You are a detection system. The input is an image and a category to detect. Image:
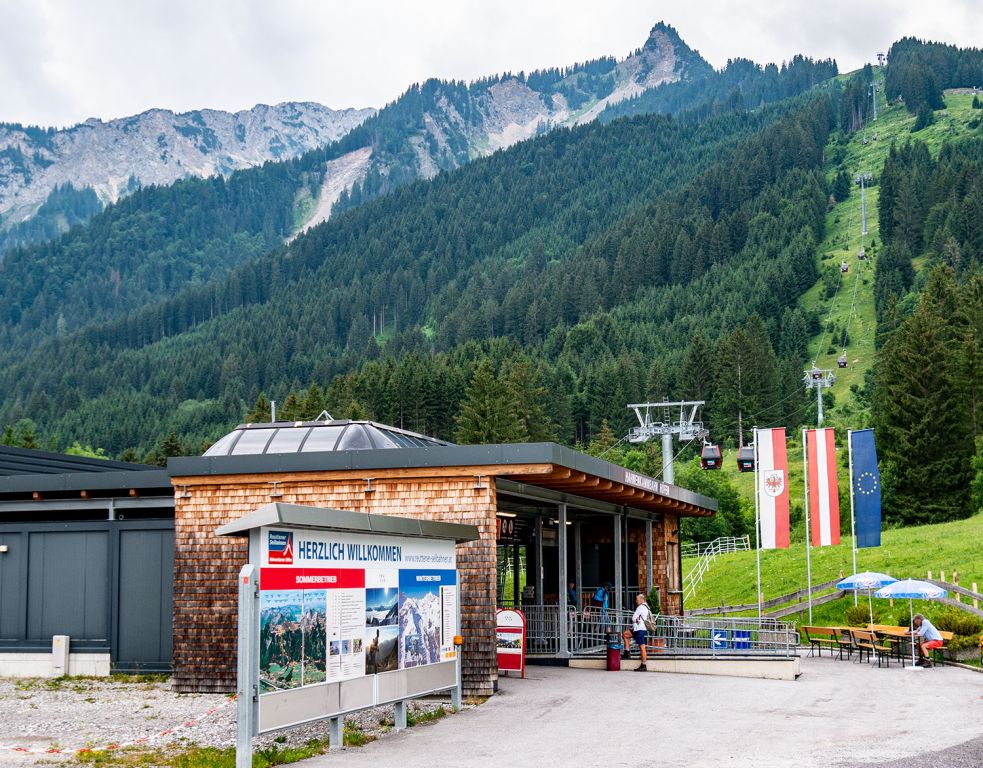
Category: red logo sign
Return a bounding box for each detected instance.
[268,530,293,564]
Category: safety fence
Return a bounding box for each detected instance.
[648,615,799,658]
[521,606,798,659]
[681,535,751,559]
[683,536,752,601]
[524,605,634,656]
[686,579,841,617]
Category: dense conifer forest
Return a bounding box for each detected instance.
[2,37,981,530]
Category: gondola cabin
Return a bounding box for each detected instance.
[736,446,755,473]
[809,367,824,381]
[837,353,848,369]
[700,444,723,470]
[840,260,849,273]
[858,246,867,260]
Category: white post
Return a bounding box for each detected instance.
[848,430,858,605]
[753,428,762,620]
[557,503,569,659]
[909,597,917,669]
[236,564,259,768]
[802,429,813,624]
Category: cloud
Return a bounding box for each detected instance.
[2,0,983,127]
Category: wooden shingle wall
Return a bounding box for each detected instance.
[171,473,498,696]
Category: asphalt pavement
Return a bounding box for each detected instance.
[303,657,983,768]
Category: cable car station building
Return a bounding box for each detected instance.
[1,420,717,696]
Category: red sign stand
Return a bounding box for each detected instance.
[496,608,526,678]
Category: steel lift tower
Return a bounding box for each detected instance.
[627,401,708,484]
[803,368,836,426]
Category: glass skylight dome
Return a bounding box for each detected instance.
[203,419,451,457]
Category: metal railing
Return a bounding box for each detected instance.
[523,605,634,656]
[520,606,798,659]
[683,535,752,601]
[681,535,751,559]
[648,615,799,658]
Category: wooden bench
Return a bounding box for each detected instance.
[803,626,845,659]
[928,630,955,667]
[849,629,896,667]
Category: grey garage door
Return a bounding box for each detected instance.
[0,519,174,671]
[115,528,174,669]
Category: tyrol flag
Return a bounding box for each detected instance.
[850,429,882,548]
[806,428,840,547]
[756,427,790,549]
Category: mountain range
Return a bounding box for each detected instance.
[0,24,703,255]
[1,26,979,527]
[0,103,373,252]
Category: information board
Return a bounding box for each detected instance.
[496,608,525,678]
[258,526,458,695]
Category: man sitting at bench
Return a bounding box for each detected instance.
[909,614,943,667]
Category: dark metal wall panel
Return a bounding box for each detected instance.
[115,529,174,665]
[0,532,24,640]
[27,531,110,641]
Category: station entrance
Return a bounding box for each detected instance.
[493,481,676,658]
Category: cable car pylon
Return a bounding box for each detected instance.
[803,366,835,426]
[627,400,709,483]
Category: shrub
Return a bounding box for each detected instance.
[895,606,914,628]
[933,607,983,637]
[947,634,981,652]
[647,586,662,615]
[845,604,879,627]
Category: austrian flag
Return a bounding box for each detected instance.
[756,427,790,549]
[806,428,841,547]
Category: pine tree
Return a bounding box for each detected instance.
[913,103,935,131]
[506,358,555,442]
[680,335,714,402]
[875,267,975,524]
[245,393,270,422]
[454,360,526,444]
[832,168,852,202]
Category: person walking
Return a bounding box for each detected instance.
[631,593,652,672]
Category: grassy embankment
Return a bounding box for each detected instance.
[685,80,983,630]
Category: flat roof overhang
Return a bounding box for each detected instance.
[169,443,716,518]
[215,501,479,543]
[0,469,175,518]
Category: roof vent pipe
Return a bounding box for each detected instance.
[271,400,276,423]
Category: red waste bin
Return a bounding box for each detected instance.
[606,631,622,671]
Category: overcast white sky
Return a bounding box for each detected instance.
[3,0,982,128]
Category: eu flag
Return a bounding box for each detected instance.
[850,429,881,548]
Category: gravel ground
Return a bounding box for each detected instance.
[0,677,456,766]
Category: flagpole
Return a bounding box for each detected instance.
[753,427,762,620]
[803,429,813,624]
[848,429,858,605]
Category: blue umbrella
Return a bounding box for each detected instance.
[837,572,897,626]
[874,579,948,669]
